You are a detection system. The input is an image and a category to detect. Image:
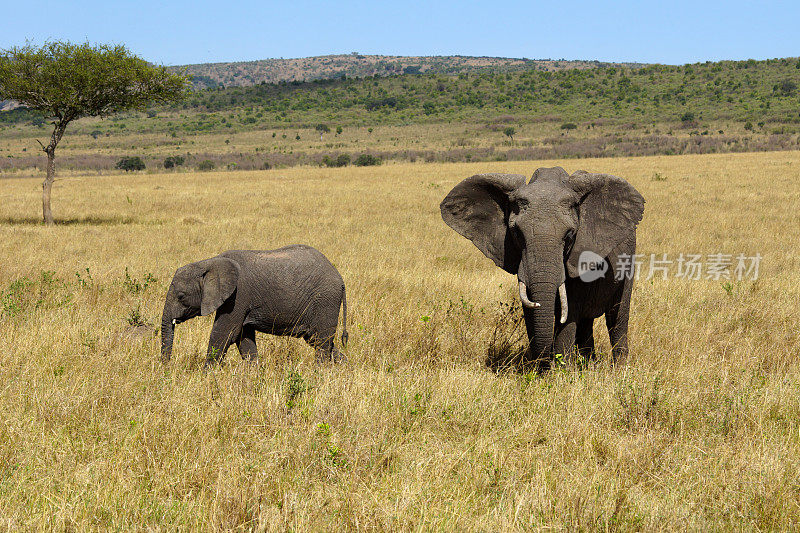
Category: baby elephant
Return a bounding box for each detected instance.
[160,245,348,366]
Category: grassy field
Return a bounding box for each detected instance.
[3,115,798,179]
[1,151,799,529]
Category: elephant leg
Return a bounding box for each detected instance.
[576,319,596,362]
[311,325,345,364]
[605,281,633,365]
[554,321,577,364]
[206,311,241,367]
[313,335,334,364]
[308,305,346,364]
[237,325,258,361]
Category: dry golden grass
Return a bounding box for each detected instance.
[1,151,799,530]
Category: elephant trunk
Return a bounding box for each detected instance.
[160,295,177,364]
[518,244,564,361]
[527,281,558,359]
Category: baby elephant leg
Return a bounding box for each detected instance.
[237,325,258,362]
[312,328,346,364]
[205,311,240,368]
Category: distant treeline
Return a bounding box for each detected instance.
[172,58,800,127]
[2,57,799,132]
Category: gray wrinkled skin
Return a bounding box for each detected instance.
[441,167,644,370]
[161,245,348,367]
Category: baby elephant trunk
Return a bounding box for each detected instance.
[160,299,176,364]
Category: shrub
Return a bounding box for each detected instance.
[115,156,145,172]
[680,111,695,122]
[353,154,381,166]
[744,121,753,131]
[197,160,216,171]
[773,80,797,96]
[503,126,515,140]
[323,154,351,167]
[163,155,185,169]
[560,122,577,130]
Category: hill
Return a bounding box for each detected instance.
[175,57,800,128]
[176,54,643,88]
[2,56,799,175]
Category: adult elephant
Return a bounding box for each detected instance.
[440,167,644,369]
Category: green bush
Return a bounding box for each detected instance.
[353,154,381,167]
[197,160,216,171]
[163,155,185,169]
[322,153,351,167]
[560,122,577,130]
[115,156,145,172]
[773,79,797,96]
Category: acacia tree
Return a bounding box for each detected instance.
[0,41,189,224]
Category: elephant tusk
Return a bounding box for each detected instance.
[558,283,568,324]
[172,319,177,325]
[518,281,541,308]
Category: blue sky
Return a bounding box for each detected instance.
[2,1,798,66]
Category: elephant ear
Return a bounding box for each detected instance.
[440,173,526,273]
[566,171,645,278]
[200,257,241,316]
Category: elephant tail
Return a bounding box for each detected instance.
[340,283,348,348]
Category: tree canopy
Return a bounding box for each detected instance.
[0,41,189,224]
[0,41,189,122]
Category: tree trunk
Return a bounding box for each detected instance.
[42,148,55,225]
[40,117,70,225]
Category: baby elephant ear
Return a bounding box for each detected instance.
[566,171,645,279]
[440,173,527,274]
[200,257,241,316]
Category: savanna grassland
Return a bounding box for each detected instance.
[1,151,799,530]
